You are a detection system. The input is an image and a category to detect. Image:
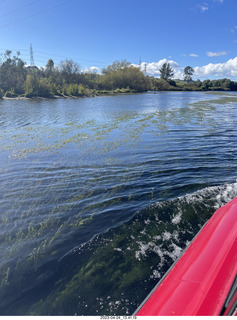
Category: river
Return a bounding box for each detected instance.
[0,91,237,315]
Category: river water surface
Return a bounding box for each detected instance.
[0,91,237,315]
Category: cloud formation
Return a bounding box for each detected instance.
[207,51,228,57]
[134,59,183,79]
[86,55,237,80]
[82,66,99,73]
[133,56,237,80]
[200,4,209,12]
[195,0,223,13]
[194,57,237,78]
[230,26,237,33]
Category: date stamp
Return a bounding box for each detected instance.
[100,316,137,320]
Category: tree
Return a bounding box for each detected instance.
[102,59,130,74]
[159,63,174,80]
[45,59,55,77]
[100,60,148,92]
[25,74,39,97]
[59,59,80,84]
[202,79,211,90]
[196,79,202,87]
[0,50,26,94]
[184,66,194,82]
[4,50,12,59]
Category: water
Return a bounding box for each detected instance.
[0,91,237,315]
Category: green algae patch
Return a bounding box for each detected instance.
[205,91,237,96]
[205,96,237,104]
[191,92,237,106]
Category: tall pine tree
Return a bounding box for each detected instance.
[159,63,174,80]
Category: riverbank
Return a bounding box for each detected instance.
[1,88,237,101]
[1,53,237,101]
[0,88,141,100]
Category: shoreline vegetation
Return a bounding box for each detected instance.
[1,50,237,100]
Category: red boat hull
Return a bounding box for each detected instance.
[136,197,237,316]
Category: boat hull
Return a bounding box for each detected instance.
[135,197,237,316]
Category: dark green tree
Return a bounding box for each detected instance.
[184,66,194,82]
[0,50,27,94]
[45,59,55,76]
[196,79,202,87]
[201,79,211,90]
[159,63,174,80]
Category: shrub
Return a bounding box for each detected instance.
[4,89,18,98]
[67,84,79,96]
[78,84,85,96]
[38,79,52,97]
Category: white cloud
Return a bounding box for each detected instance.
[132,56,237,80]
[194,57,237,78]
[86,55,237,81]
[230,26,237,33]
[207,51,228,57]
[200,4,209,12]
[82,66,99,73]
[190,53,199,57]
[134,59,183,79]
[195,0,223,13]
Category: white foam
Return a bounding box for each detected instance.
[168,242,183,260]
[144,218,151,225]
[175,180,237,210]
[163,231,171,241]
[171,210,182,224]
[135,229,181,263]
[214,179,237,209]
[150,269,161,279]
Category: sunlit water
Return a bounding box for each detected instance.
[0,92,237,315]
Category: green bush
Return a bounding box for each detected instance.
[78,84,85,96]
[4,89,18,98]
[38,79,53,98]
[67,83,79,96]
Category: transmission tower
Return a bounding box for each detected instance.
[144,63,147,75]
[30,44,34,66]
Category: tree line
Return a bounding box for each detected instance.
[0,50,237,99]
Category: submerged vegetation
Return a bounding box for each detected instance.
[1,50,237,99]
[1,86,237,314]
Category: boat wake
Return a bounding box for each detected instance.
[1,180,237,315]
[40,180,237,315]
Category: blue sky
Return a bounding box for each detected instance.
[1,0,237,79]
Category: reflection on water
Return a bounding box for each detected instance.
[0,92,237,315]
[1,92,234,161]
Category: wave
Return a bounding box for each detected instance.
[40,180,237,315]
[1,180,237,315]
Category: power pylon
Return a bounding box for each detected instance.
[30,44,34,66]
